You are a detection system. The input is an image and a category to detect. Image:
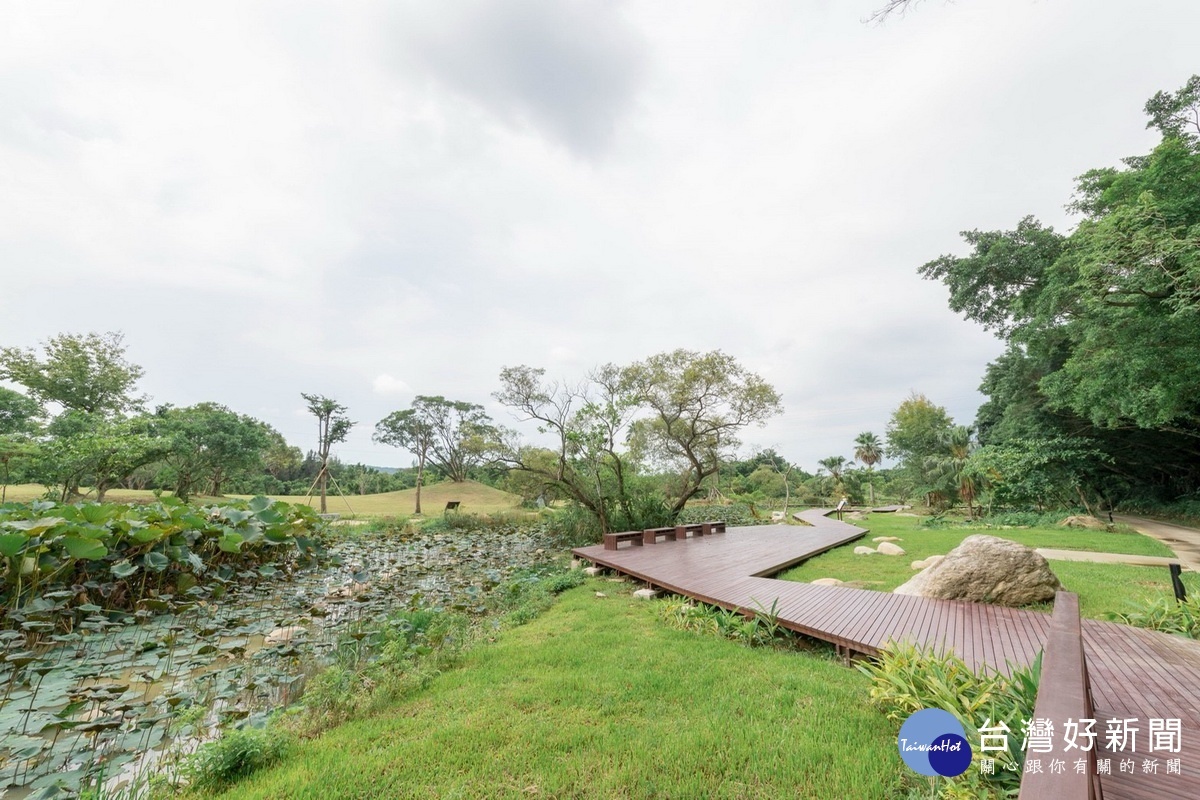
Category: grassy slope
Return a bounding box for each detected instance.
[2,480,524,517]
[219,584,904,800]
[779,513,1199,619]
[234,480,524,517]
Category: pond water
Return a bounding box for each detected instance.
[0,524,562,798]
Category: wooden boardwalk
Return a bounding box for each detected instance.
[573,509,1200,799]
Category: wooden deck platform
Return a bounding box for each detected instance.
[572,509,1200,799]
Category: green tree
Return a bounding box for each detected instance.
[0,331,145,416]
[966,437,1106,513]
[854,431,883,505]
[495,363,646,534]
[924,425,979,516]
[373,406,436,515]
[886,393,953,464]
[816,455,848,498]
[153,403,273,501]
[623,349,783,516]
[301,394,355,514]
[921,76,1200,504]
[37,413,164,502]
[0,387,43,435]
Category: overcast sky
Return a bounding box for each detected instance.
[1,0,1195,473]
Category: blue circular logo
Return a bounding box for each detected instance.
[898,709,973,777]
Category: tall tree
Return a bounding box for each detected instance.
[817,455,848,498]
[301,393,355,513]
[373,407,436,515]
[153,403,272,501]
[886,392,954,503]
[0,331,145,416]
[37,413,164,502]
[494,363,642,534]
[623,349,783,516]
[921,76,1200,504]
[854,431,884,505]
[925,425,979,517]
[0,387,43,436]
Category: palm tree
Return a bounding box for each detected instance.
[925,425,978,518]
[817,455,847,501]
[854,432,883,506]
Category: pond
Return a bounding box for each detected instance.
[0,522,564,798]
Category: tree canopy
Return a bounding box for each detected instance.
[495,350,782,532]
[921,76,1200,504]
[0,331,145,416]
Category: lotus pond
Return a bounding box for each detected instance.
[0,499,564,799]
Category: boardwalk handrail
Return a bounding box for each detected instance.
[1017,591,1101,800]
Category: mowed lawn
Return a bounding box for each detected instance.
[232,480,525,518]
[3,480,525,518]
[216,584,905,800]
[779,513,1199,619]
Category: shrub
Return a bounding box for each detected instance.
[184,727,291,792]
[656,597,789,647]
[857,642,1041,799]
[1105,596,1200,639]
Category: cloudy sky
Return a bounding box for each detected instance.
[1,0,1196,473]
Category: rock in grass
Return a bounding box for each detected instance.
[853,546,876,555]
[894,535,1062,606]
[583,566,604,576]
[1060,515,1109,530]
[811,578,844,586]
[911,555,945,571]
[876,542,906,556]
[633,588,660,599]
[594,592,608,598]
[873,536,902,543]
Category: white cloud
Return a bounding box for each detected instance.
[372,374,413,396]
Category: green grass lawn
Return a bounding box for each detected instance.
[779,513,1199,619]
[2,480,525,518]
[214,583,905,800]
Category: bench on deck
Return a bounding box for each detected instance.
[640,521,727,544]
[602,530,644,550]
[643,527,678,544]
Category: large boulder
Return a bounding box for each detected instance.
[894,535,1062,606]
[877,542,906,556]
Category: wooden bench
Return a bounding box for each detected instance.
[642,527,677,545]
[1017,592,1100,800]
[673,523,705,540]
[701,521,726,534]
[603,530,644,551]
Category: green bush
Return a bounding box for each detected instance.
[184,727,291,792]
[1105,596,1200,639]
[857,642,1041,799]
[656,597,789,647]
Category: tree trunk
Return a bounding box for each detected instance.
[210,468,224,497]
[319,465,328,513]
[414,456,424,515]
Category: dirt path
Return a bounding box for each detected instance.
[1114,514,1200,572]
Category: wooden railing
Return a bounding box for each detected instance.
[1017,591,1101,800]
